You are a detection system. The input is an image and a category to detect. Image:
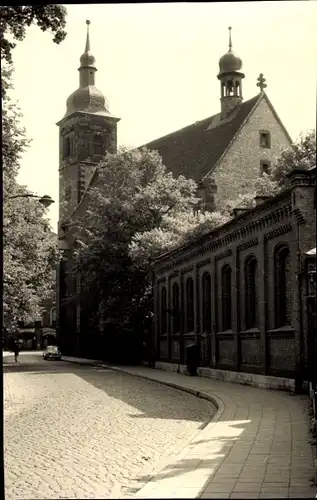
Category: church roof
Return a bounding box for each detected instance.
[69,91,292,223]
[144,93,261,183]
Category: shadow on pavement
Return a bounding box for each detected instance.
[123,430,248,496]
[76,367,216,423]
[3,354,215,423]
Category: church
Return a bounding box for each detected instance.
[57,22,292,225]
[56,23,315,386]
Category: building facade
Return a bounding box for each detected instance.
[152,168,316,381]
[57,23,298,359]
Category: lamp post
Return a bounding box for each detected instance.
[7,194,54,207]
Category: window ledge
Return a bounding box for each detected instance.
[267,326,295,337]
[241,327,260,334]
[240,328,260,339]
[216,329,233,336]
[267,325,294,334]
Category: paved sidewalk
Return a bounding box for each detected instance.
[65,357,317,498]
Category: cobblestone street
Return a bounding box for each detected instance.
[3,352,215,499]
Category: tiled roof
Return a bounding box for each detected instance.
[144,94,262,182]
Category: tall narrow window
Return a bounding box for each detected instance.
[160,287,167,335]
[64,185,72,202]
[64,137,71,158]
[186,278,194,332]
[172,283,180,334]
[202,272,211,333]
[51,308,57,325]
[245,257,258,329]
[274,245,292,327]
[94,134,104,156]
[222,265,232,331]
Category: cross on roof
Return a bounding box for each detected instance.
[257,73,267,92]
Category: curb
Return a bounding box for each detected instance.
[63,358,225,423]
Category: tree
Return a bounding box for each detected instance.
[4,193,58,329]
[3,65,58,331]
[68,147,228,333]
[0,5,67,66]
[2,63,29,177]
[271,130,316,186]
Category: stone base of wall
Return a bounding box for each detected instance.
[155,361,295,392]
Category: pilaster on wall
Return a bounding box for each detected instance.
[232,247,241,371]
[211,256,217,367]
[179,270,185,364]
[195,264,200,345]
[153,275,159,359]
[259,233,268,374]
[167,275,172,360]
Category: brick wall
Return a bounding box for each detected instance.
[153,168,316,379]
[213,96,292,210]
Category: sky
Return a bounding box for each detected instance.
[9,1,317,231]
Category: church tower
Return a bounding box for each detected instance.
[57,20,120,221]
[217,27,245,119]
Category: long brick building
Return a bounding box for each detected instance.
[152,167,316,387]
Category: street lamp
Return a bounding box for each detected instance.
[6,194,55,208]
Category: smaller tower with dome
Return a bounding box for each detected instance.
[217,27,245,119]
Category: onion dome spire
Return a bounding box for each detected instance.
[62,20,110,118]
[229,26,232,51]
[80,20,96,69]
[218,27,243,75]
[217,28,245,119]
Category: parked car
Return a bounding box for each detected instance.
[43,345,62,361]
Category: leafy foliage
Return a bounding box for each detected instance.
[68,147,228,331]
[271,130,316,186]
[3,65,58,331]
[221,173,282,215]
[0,5,67,67]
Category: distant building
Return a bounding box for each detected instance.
[10,233,58,350]
[57,23,295,358]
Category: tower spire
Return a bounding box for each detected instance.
[78,20,97,88]
[85,19,91,52]
[218,28,244,119]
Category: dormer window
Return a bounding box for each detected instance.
[260,131,271,148]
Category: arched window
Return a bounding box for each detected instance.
[222,265,232,331]
[186,278,194,332]
[274,245,292,327]
[50,308,56,326]
[202,272,211,333]
[172,283,180,334]
[64,137,71,158]
[160,287,167,335]
[245,256,258,329]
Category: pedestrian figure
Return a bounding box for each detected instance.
[13,340,19,362]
